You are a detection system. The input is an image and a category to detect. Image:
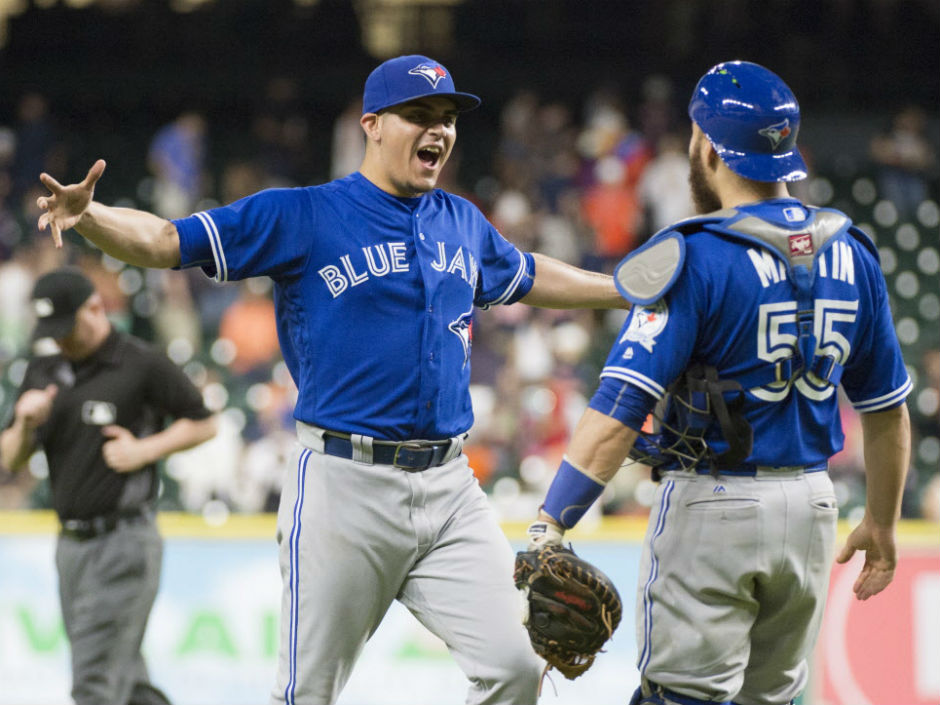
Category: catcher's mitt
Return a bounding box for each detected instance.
[513,544,622,680]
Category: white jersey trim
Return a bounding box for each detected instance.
[480,250,527,309]
[601,366,666,400]
[195,211,228,282]
[851,377,913,413]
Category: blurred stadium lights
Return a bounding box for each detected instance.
[0,0,460,56]
[353,0,463,58]
[0,0,25,47]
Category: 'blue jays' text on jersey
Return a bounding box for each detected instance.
[173,172,534,440]
[590,199,911,467]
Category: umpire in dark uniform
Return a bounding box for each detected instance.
[0,267,217,705]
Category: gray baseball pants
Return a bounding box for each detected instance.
[55,512,171,705]
[636,469,839,705]
[269,436,542,705]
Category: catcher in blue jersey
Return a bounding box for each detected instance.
[36,56,626,705]
[524,62,912,705]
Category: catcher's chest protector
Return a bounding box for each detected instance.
[614,206,877,393]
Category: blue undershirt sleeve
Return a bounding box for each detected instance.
[588,376,657,433]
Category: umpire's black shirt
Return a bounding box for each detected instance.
[13,329,210,521]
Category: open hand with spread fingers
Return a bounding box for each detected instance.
[37,159,107,248]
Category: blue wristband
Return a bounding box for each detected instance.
[541,459,606,529]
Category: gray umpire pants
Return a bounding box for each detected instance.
[269,437,542,705]
[55,511,171,705]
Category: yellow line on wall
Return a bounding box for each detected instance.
[0,510,937,546]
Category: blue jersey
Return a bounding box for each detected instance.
[174,172,534,440]
[591,198,911,467]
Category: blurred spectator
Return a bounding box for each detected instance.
[581,155,642,270]
[0,171,25,259]
[490,188,537,251]
[220,159,268,204]
[10,93,66,204]
[576,91,652,269]
[216,279,280,379]
[0,62,937,526]
[637,132,693,237]
[0,245,40,358]
[637,74,678,151]
[921,472,940,522]
[150,270,203,356]
[234,376,296,512]
[165,406,245,513]
[330,97,366,180]
[869,105,936,220]
[534,204,583,265]
[184,268,240,342]
[495,91,540,193]
[251,76,312,185]
[531,102,579,211]
[147,111,207,219]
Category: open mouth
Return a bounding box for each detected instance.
[417,145,443,169]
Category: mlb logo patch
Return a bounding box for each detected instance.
[82,401,117,426]
[789,233,813,256]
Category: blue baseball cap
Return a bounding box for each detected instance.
[689,61,807,182]
[362,55,481,115]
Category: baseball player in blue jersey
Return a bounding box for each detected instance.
[36,56,626,704]
[524,61,912,705]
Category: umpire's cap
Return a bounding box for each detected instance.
[689,61,807,182]
[30,268,95,339]
[362,55,480,115]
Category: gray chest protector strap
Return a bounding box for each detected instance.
[615,207,873,473]
[615,206,871,390]
[703,208,873,389]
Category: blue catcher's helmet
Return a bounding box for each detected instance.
[689,61,808,182]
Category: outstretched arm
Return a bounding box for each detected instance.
[520,253,627,309]
[37,160,182,268]
[836,403,911,600]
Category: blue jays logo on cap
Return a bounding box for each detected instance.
[409,62,447,88]
[758,119,792,150]
[362,54,481,115]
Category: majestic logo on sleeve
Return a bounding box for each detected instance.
[620,301,668,353]
[448,308,474,368]
[758,119,792,149]
[409,63,447,88]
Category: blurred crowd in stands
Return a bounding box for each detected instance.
[0,77,937,525]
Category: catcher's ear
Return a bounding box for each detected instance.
[706,144,721,171]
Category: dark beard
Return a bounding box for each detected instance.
[688,151,722,214]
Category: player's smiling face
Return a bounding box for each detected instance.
[360,96,458,197]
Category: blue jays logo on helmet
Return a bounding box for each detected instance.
[409,62,448,89]
[758,119,792,150]
[688,61,808,182]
